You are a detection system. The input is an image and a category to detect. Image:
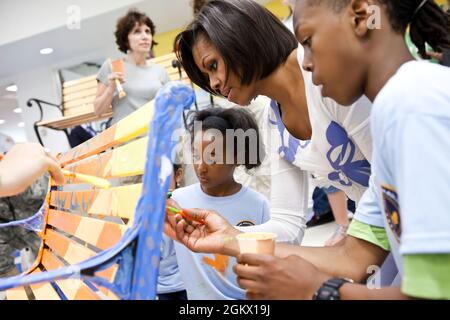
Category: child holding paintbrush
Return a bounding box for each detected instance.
[94,9,170,126]
[162,107,270,300]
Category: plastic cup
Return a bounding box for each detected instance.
[236,232,277,255]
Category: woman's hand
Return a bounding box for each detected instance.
[107,72,125,89]
[165,207,242,256]
[0,143,64,197]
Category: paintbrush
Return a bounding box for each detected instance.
[166,206,205,225]
[61,169,111,189]
[109,59,127,99]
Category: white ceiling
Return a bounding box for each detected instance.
[0,0,198,80]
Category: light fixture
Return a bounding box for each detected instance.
[40,48,54,55]
[6,85,18,92]
[18,122,25,127]
[13,108,22,113]
[0,120,5,125]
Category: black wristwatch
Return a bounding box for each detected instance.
[312,278,353,300]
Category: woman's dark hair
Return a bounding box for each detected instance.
[174,0,298,96]
[115,9,158,54]
[188,107,265,170]
[192,0,210,15]
[315,0,450,58]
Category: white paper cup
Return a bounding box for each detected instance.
[236,232,277,255]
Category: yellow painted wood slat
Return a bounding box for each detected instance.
[64,87,97,103]
[49,184,142,220]
[63,136,147,180]
[63,75,97,88]
[47,210,128,250]
[63,80,97,96]
[58,100,154,165]
[44,229,96,265]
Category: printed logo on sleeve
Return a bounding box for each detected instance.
[381,184,401,242]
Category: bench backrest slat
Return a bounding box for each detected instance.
[29,269,61,300]
[41,250,101,300]
[63,87,98,105]
[59,101,154,166]
[63,80,97,96]
[63,137,147,180]
[63,75,97,88]
[47,210,127,251]
[44,229,97,265]
[49,184,142,220]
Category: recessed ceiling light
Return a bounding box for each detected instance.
[0,120,5,125]
[18,122,25,127]
[13,108,22,113]
[6,85,18,92]
[40,48,54,55]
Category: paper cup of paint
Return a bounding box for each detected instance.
[236,232,277,255]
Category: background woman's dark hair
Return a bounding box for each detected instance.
[315,0,450,58]
[188,107,265,170]
[115,9,158,54]
[192,0,210,15]
[174,0,298,97]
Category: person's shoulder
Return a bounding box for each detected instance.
[171,183,200,199]
[97,59,112,81]
[99,59,112,71]
[377,61,450,115]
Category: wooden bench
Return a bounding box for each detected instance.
[0,82,195,300]
[29,52,192,146]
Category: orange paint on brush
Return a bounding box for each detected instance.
[166,206,205,225]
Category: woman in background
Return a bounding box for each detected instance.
[94,9,170,125]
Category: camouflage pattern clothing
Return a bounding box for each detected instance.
[0,175,48,277]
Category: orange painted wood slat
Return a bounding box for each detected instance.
[41,250,100,300]
[49,184,142,220]
[47,210,127,250]
[44,229,96,265]
[58,125,117,165]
